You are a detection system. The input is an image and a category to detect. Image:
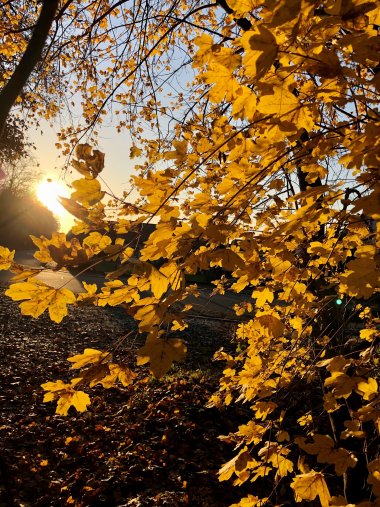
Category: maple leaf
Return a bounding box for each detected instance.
[339,246,379,299]
[252,287,274,307]
[218,446,251,482]
[5,279,76,323]
[83,232,112,255]
[355,377,378,401]
[75,143,104,177]
[56,390,91,416]
[291,471,331,507]
[257,83,315,131]
[296,434,357,476]
[237,421,267,445]
[77,282,98,304]
[0,246,15,270]
[340,420,366,440]
[204,63,240,103]
[130,145,142,159]
[227,0,260,16]
[230,495,265,507]
[241,26,279,79]
[41,379,91,416]
[98,280,138,307]
[70,178,105,207]
[137,336,187,378]
[67,348,110,369]
[99,363,137,388]
[59,196,89,221]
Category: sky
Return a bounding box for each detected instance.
[30,121,139,231]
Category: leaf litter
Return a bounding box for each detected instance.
[0,287,251,506]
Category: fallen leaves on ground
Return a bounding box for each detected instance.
[0,288,249,506]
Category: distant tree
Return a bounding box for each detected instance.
[0,116,33,165]
[1,156,41,196]
[0,187,58,249]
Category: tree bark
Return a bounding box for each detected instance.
[0,0,59,138]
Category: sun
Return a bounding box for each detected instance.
[36,179,74,231]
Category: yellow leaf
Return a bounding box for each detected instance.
[83,232,112,255]
[253,401,277,420]
[70,178,104,207]
[150,266,170,298]
[59,196,89,220]
[340,420,366,440]
[98,280,138,307]
[218,446,251,482]
[0,245,15,270]
[41,379,91,415]
[130,145,142,158]
[5,279,76,323]
[241,26,278,78]
[226,0,261,16]
[356,377,378,401]
[296,434,358,475]
[67,348,109,369]
[339,247,379,299]
[77,282,98,303]
[252,287,274,307]
[324,372,357,398]
[291,471,331,507]
[133,302,164,331]
[360,328,378,342]
[230,495,264,507]
[159,262,185,292]
[237,421,267,445]
[98,363,137,388]
[10,268,41,281]
[75,143,104,177]
[273,454,294,478]
[56,390,91,416]
[232,86,258,121]
[257,82,315,131]
[137,337,187,378]
[204,63,240,103]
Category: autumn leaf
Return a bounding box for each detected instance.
[252,287,274,307]
[59,196,89,220]
[67,348,110,369]
[41,379,91,416]
[130,145,142,158]
[70,178,104,207]
[355,378,378,401]
[291,471,331,507]
[218,446,251,482]
[241,26,278,78]
[98,363,137,388]
[5,279,76,323]
[75,143,105,177]
[0,245,15,270]
[339,255,379,299]
[137,336,187,378]
[56,390,91,416]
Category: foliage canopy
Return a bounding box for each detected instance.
[1,1,380,505]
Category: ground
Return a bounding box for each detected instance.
[0,287,250,507]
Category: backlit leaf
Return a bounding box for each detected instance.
[5,279,76,323]
[291,471,331,507]
[137,336,187,378]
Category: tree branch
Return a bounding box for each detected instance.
[0,0,59,138]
